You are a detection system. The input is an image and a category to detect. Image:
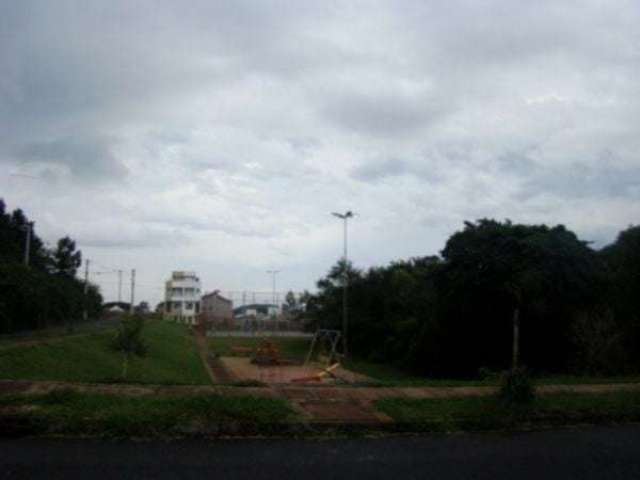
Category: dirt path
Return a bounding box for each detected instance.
[193,330,237,384]
[193,329,218,385]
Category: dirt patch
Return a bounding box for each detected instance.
[219,357,372,385]
[0,380,31,395]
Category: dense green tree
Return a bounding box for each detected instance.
[0,198,102,333]
[437,219,603,375]
[52,236,82,277]
[285,291,297,309]
[600,226,640,370]
[309,219,615,378]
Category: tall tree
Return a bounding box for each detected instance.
[285,291,297,309]
[600,225,640,368]
[52,236,82,277]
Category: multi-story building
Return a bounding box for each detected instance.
[199,290,233,328]
[164,271,201,324]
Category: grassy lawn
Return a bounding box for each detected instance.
[0,320,118,348]
[344,359,640,387]
[375,390,640,432]
[0,320,210,385]
[209,335,311,363]
[534,374,640,385]
[343,359,491,387]
[0,390,295,437]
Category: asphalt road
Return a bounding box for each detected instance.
[2,425,640,479]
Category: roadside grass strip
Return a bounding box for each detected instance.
[375,390,640,432]
[0,390,296,437]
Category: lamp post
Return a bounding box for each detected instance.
[22,221,34,267]
[266,270,280,333]
[332,211,354,357]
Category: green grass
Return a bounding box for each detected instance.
[0,390,295,437]
[343,359,492,387]
[344,359,640,387]
[0,320,210,385]
[375,390,640,432]
[534,374,640,385]
[0,321,116,348]
[209,336,311,363]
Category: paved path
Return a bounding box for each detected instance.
[2,425,640,479]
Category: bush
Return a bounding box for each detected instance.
[478,367,501,382]
[110,314,148,379]
[499,367,535,405]
[572,309,626,375]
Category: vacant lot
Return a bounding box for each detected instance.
[0,321,210,385]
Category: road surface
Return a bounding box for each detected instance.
[2,425,640,479]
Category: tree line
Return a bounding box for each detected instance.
[308,219,640,378]
[0,199,103,334]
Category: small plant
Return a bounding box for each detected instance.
[110,314,147,380]
[499,367,535,405]
[478,367,501,382]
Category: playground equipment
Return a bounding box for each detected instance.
[304,329,342,366]
[250,339,295,366]
[291,362,340,383]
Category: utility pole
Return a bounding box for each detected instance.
[512,307,520,369]
[82,259,90,323]
[267,270,280,332]
[117,270,123,303]
[332,211,355,358]
[130,269,136,314]
[23,221,34,266]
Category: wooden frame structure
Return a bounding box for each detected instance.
[304,329,342,366]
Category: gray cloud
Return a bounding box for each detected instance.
[320,90,444,137]
[351,158,410,181]
[1,0,639,305]
[16,136,128,180]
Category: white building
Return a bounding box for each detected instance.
[164,271,201,324]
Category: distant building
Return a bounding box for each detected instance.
[200,290,233,328]
[233,303,280,321]
[164,271,201,324]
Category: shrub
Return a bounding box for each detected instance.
[572,309,626,375]
[478,367,501,382]
[110,314,147,379]
[499,367,535,405]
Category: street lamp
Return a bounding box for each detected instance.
[331,211,355,357]
[266,269,280,333]
[21,221,34,267]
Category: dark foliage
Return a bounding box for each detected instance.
[310,219,636,378]
[110,314,147,378]
[0,199,103,334]
[499,367,535,405]
[600,226,640,369]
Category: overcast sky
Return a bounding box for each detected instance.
[1,0,639,306]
